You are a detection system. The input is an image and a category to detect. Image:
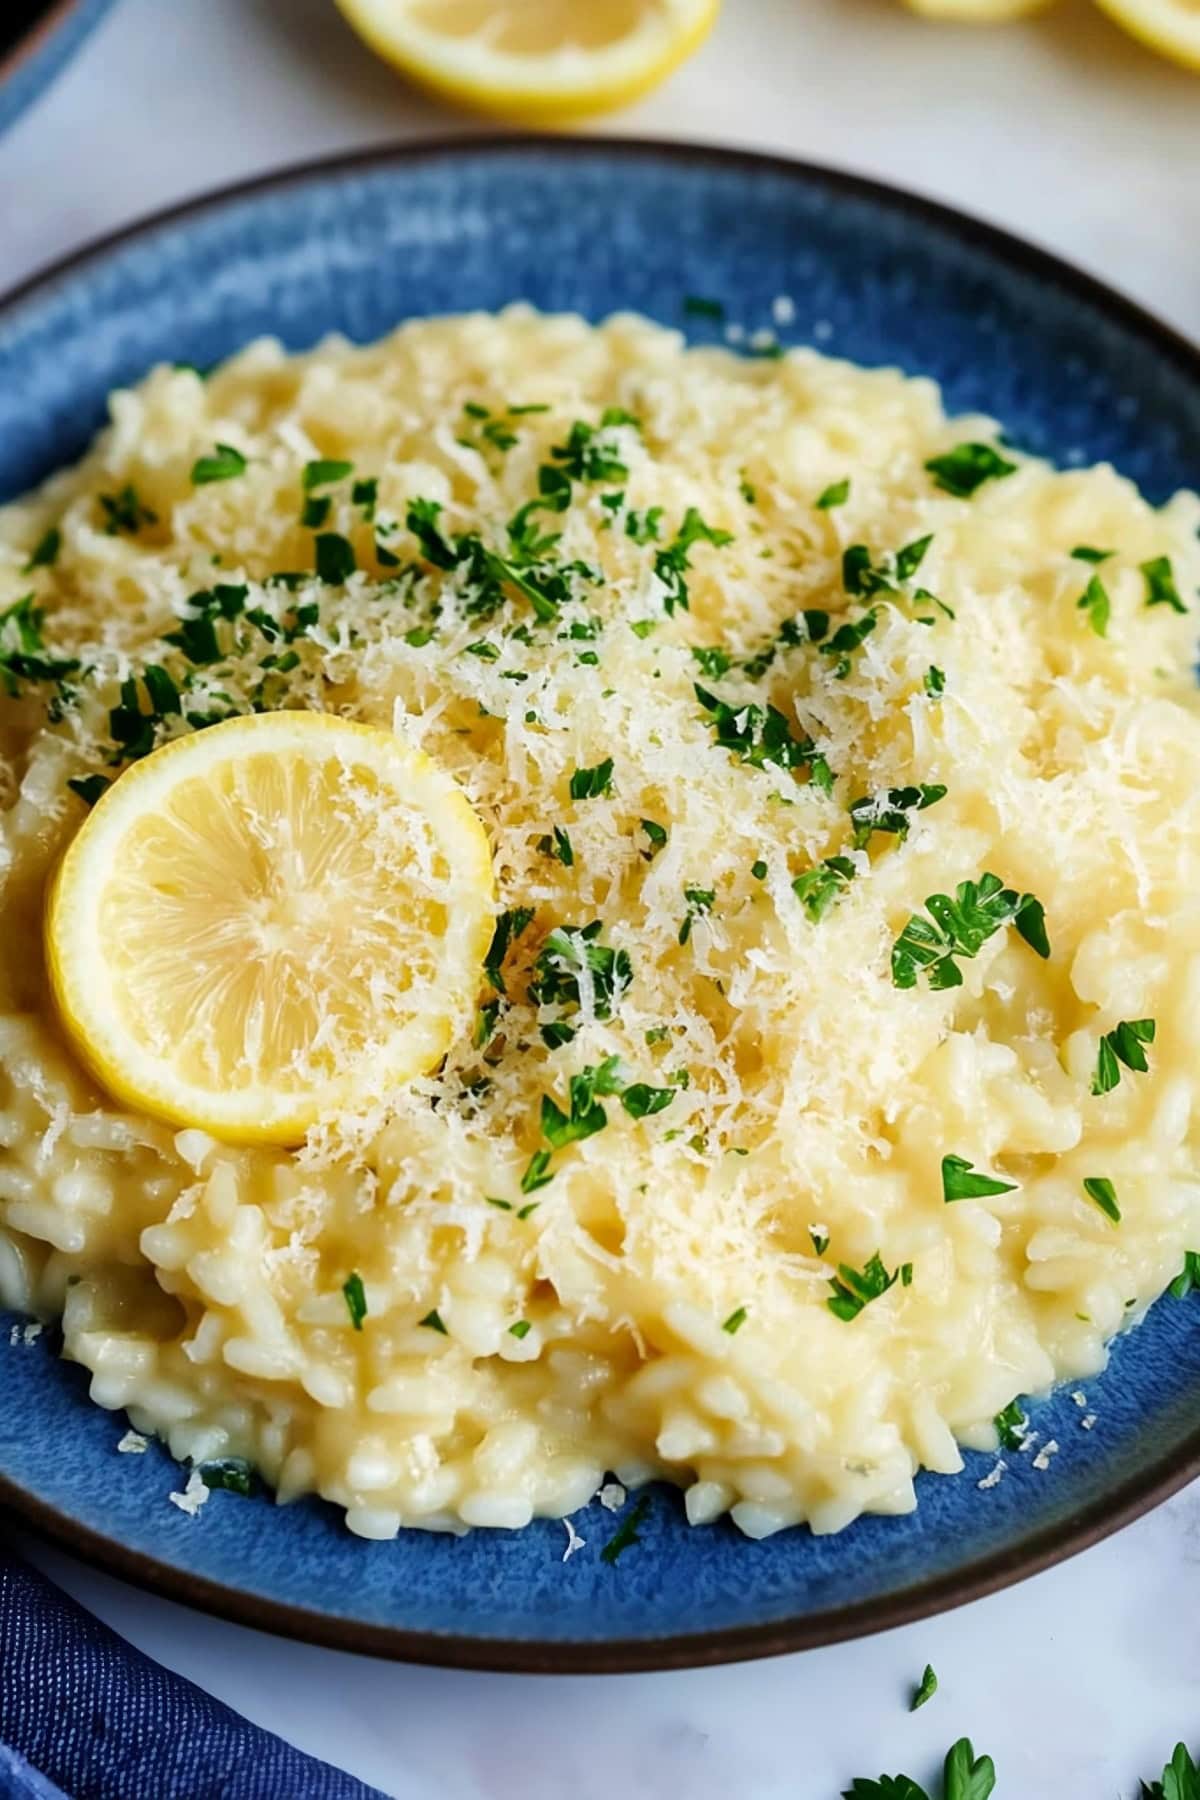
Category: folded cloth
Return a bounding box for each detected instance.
[0,1549,391,1800]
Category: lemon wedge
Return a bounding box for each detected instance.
[46,713,495,1145]
[1092,0,1200,67]
[333,0,719,123]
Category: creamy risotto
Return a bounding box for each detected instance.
[3,307,1200,1541]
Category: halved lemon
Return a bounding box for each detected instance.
[901,0,1054,20]
[1092,0,1200,68]
[333,0,719,123]
[46,712,495,1144]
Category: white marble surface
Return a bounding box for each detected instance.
[4,2,1200,1793]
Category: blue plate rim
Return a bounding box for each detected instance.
[2,133,1200,1674]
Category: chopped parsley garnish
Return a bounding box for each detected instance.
[739,477,756,505]
[464,639,500,661]
[509,1319,532,1340]
[924,666,946,697]
[1083,1176,1121,1223]
[638,819,668,860]
[405,626,434,648]
[842,545,893,599]
[1076,574,1111,638]
[816,477,850,510]
[483,906,535,995]
[849,784,947,850]
[0,594,79,696]
[626,506,664,544]
[520,1150,554,1194]
[694,683,832,786]
[24,525,61,572]
[541,1057,625,1150]
[538,826,574,866]
[569,757,614,800]
[474,1001,500,1049]
[528,922,632,1041]
[792,856,856,922]
[99,483,158,536]
[691,645,732,678]
[721,1306,748,1334]
[620,1082,676,1119]
[678,885,715,945]
[418,1309,448,1335]
[600,1492,651,1565]
[406,497,459,570]
[941,1155,1016,1203]
[105,666,180,763]
[654,509,733,615]
[911,1664,938,1712]
[197,1458,256,1497]
[645,1025,671,1046]
[891,873,1050,990]
[67,774,109,807]
[924,441,1017,497]
[683,295,725,320]
[1091,1017,1156,1095]
[342,1272,367,1331]
[809,1227,830,1256]
[751,859,768,880]
[1070,545,1114,564]
[352,477,378,519]
[894,533,933,581]
[1169,1252,1200,1299]
[550,411,637,485]
[314,532,356,584]
[191,443,247,485]
[303,458,354,490]
[820,610,878,679]
[301,495,331,529]
[827,1252,911,1322]
[1141,554,1186,613]
[993,1399,1027,1451]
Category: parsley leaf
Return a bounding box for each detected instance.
[569,757,614,800]
[626,506,664,544]
[850,784,947,850]
[924,666,946,697]
[1083,1176,1121,1223]
[407,497,458,570]
[792,855,856,922]
[538,826,574,866]
[816,477,850,510]
[620,1082,676,1120]
[842,545,894,599]
[600,1492,651,1565]
[541,1063,615,1150]
[1076,574,1111,637]
[722,1306,748,1334]
[303,458,354,490]
[1091,1017,1156,1095]
[1170,1252,1200,1300]
[198,1457,256,1497]
[638,818,668,860]
[941,1155,1016,1203]
[314,532,356,584]
[550,416,632,485]
[529,922,632,1038]
[994,1398,1027,1450]
[911,1665,938,1712]
[67,774,109,806]
[942,1738,996,1800]
[683,295,725,320]
[1141,1742,1200,1800]
[827,1252,909,1322]
[691,645,732,678]
[894,534,933,581]
[0,594,80,696]
[342,1272,367,1330]
[1141,555,1186,614]
[654,509,733,615]
[418,1309,448,1335]
[694,683,832,786]
[191,443,247,485]
[509,1319,532,1340]
[820,610,878,679]
[1071,545,1114,564]
[483,906,535,995]
[678,885,715,945]
[891,874,1050,990]
[924,442,1017,497]
[24,525,61,571]
[99,483,157,536]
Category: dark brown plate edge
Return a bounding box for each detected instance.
[2,132,1199,1674]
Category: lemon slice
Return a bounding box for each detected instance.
[333,0,719,122]
[46,712,495,1144]
[1092,0,1200,67]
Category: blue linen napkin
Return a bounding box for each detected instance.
[0,1549,391,1800]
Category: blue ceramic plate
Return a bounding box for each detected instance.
[0,0,117,138]
[2,140,1200,1673]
